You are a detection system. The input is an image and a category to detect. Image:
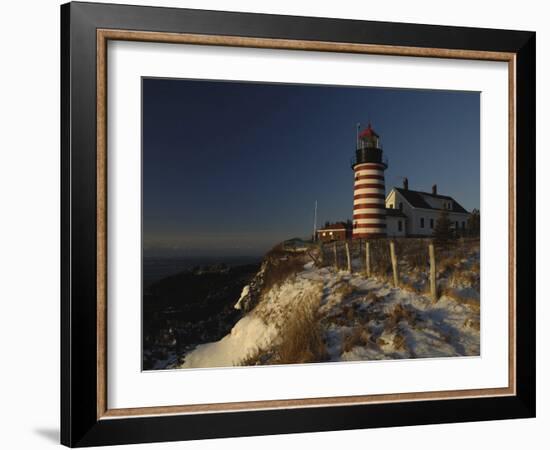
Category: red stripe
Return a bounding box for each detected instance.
[353,163,385,169]
[354,174,385,181]
[354,183,385,190]
[353,213,386,219]
[354,204,384,211]
[353,193,385,201]
[355,223,387,229]
[352,203,385,209]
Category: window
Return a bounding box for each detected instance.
[430,218,434,229]
[389,204,394,209]
[398,220,402,232]
[420,217,425,228]
[399,202,403,210]
[455,221,459,229]
[462,221,465,229]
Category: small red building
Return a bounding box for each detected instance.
[316,222,350,242]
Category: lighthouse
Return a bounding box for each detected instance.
[352,123,387,238]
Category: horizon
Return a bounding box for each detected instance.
[143,78,480,258]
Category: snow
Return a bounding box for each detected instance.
[233,284,250,310]
[180,315,277,368]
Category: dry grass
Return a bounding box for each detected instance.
[365,291,383,303]
[394,239,430,271]
[441,287,480,313]
[333,282,356,300]
[273,291,328,365]
[342,326,370,353]
[463,318,480,331]
[386,304,420,329]
[401,280,423,294]
[448,271,479,289]
[261,248,307,295]
[239,347,269,366]
[392,330,407,351]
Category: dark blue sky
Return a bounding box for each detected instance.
[143,78,479,257]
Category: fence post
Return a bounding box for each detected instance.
[390,241,399,288]
[345,241,352,273]
[429,243,437,302]
[365,241,371,277]
[333,242,338,270]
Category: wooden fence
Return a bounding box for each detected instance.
[320,238,439,302]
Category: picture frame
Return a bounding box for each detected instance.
[60,1,535,447]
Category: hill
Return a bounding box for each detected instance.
[178,239,480,368]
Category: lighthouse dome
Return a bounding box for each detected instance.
[359,123,379,139]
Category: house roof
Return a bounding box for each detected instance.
[318,222,348,231]
[393,187,469,214]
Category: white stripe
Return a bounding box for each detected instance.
[355,218,386,225]
[354,187,385,195]
[354,177,385,184]
[353,228,385,232]
[354,169,385,177]
[354,208,386,215]
[353,203,386,214]
[355,227,386,232]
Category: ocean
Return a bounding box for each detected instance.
[143,255,262,287]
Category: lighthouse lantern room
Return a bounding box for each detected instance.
[352,124,388,238]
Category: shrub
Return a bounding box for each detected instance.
[433,210,453,244]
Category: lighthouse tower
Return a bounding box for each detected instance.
[352,124,387,238]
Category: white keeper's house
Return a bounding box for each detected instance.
[384,178,471,237]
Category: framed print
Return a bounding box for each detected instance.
[60,1,536,447]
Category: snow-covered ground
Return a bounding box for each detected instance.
[178,242,480,369]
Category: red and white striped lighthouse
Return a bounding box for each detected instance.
[352,124,387,238]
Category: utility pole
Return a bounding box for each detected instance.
[312,200,318,242]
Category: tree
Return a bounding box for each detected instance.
[433,209,452,243]
[467,208,480,237]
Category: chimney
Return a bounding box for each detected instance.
[432,184,437,195]
[403,177,409,190]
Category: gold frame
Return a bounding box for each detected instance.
[96,29,516,420]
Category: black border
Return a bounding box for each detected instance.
[61,2,536,447]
